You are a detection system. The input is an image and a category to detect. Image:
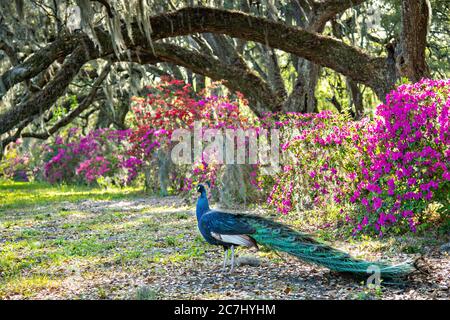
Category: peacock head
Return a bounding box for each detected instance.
[196,184,206,194]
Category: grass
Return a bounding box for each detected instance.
[0,180,144,211]
[136,286,159,300]
[0,181,201,299]
[1,181,447,300]
[0,275,60,298]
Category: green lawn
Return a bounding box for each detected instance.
[0,181,448,300]
[0,181,200,299]
[0,181,144,211]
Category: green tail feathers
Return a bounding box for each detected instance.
[243,215,416,279]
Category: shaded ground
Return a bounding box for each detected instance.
[0,182,448,300]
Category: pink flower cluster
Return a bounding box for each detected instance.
[268,79,449,236]
[43,128,141,185]
[351,79,449,235]
[76,156,111,182]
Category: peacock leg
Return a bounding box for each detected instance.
[222,249,228,272]
[230,245,235,273]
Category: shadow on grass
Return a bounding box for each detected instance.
[0,182,202,299]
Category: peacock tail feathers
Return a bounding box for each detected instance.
[241,215,416,279]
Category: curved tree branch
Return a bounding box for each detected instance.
[0,6,389,102]
[0,40,20,65]
[0,41,96,135]
[133,43,281,116]
[0,34,84,99]
[0,117,34,158]
[91,0,114,18]
[309,0,367,31]
[20,62,111,139]
[139,7,387,94]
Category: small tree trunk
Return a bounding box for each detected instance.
[306,63,319,113]
[95,107,112,128]
[347,79,364,119]
[283,60,319,113]
[218,164,260,208]
[396,0,431,82]
[157,149,170,197]
[265,47,287,99]
[195,74,205,92]
[143,165,153,193]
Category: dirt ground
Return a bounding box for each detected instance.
[1,195,449,300]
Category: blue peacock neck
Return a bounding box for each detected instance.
[196,191,210,222]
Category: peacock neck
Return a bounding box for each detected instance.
[196,192,210,222]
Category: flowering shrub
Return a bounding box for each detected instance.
[43,128,141,185]
[266,111,365,215]
[352,79,449,235]
[17,77,450,235]
[0,140,30,181]
[130,77,259,201]
[269,79,450,236]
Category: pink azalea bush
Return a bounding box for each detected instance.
[23,78,449,235]
[0,140,31,181]
[266,111,366,215]
[269,79,449,236]
[43,128,142,185]
[352,79,449,235]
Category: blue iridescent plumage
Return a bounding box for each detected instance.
[195,184,415,278]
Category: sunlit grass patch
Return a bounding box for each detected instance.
[0,240,49,277]
[23,227,44,236]
[53,237,116,257]
[174,212,190,220]
[140,218,160,232]
[58,210,87,217]
[61,222,91,232]
[153,236,206,264]
[0,181,144,212]
[167,246,205,263]
[0,275,60,299]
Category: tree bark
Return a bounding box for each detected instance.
[137,44,281,115]
[396,0,431,82]
[0,34,83,99]
[309,0,367,31]
[347,79,364,119]
[1,7,390,103]
[0,44,95,135]
[0,3,431,135]
[283,60,319,113]
[263,46,287,100]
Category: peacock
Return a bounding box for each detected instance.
[195,184,416,279]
